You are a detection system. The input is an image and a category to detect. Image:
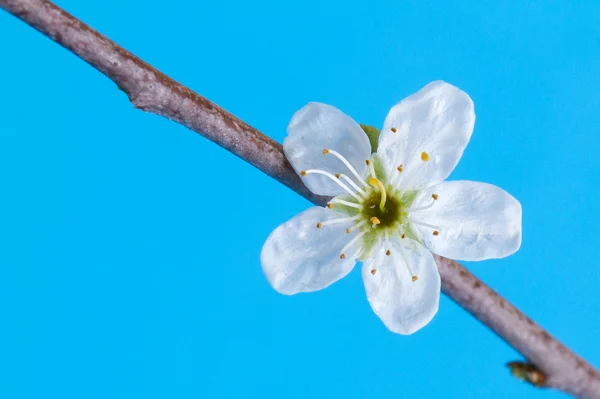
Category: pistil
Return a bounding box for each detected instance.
[368,177,387,212]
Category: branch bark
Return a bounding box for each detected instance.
[1,0,599,397]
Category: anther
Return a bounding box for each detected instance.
[339,231,366,259]
[320,215,360,228]
[370,217,381,225]
[432,193,438,200]
[371,269,377,275]
[401,233,406,239]
[327,203,334,209]
[421,152,430,162]
[346,220,367,234]
[366,159,377,179]
[335,173,341,179]
[385,250,391,256]
[329,198,362,209]
[302,169,362,201]
[391,127,397,133]
[316,222,323,228]
[323,148,329,155]
[397,164,403,172]
[412,276,419,282]
[324,149,369,189]
[433,230,439,236]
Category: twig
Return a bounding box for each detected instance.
[1,1,599,397]
[436,256,600,397]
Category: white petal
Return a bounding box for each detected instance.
[411,181,522,261]
[261,207,362,295]
[284,103,372,196]
[362,239,440,335]
[377,81,475,189]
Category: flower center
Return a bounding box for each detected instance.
[361,185,403,228]
[299,146,442,281]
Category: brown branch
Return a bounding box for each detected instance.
[1,0,599,397]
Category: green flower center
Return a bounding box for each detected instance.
[301,149,440,264]
[361,186,405,228]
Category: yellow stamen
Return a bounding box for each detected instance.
[412,275,418,282]
[316,222,323,228]
[365,159,371,166]
[370,217,381,225]
[327,203,334,209]
[432,193,438,200]
[300,170,307,176]
[371,269,377,275]
[397,164,403,172]
[401,233,406,239]
[335,173,341,179]
[421,152,430,162]
[433,230,439,236]
[368,177,387,212]
[340,253,346,259]
[391,127,397,133]
[385,250,391,256]
[323,148,329,155]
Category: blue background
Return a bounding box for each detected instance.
[1,1,599,398]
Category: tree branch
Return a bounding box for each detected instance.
[1,1,599,397]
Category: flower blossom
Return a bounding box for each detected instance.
[261,81,522,334]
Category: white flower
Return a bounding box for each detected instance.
[260,81,522,335]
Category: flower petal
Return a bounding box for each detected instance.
[261,207,362,295]
[378,81,475,189]
[362,239,440,335]
[284,103,372,196]
[411,181,522,261]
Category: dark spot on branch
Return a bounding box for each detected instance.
[507,361,546,387]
